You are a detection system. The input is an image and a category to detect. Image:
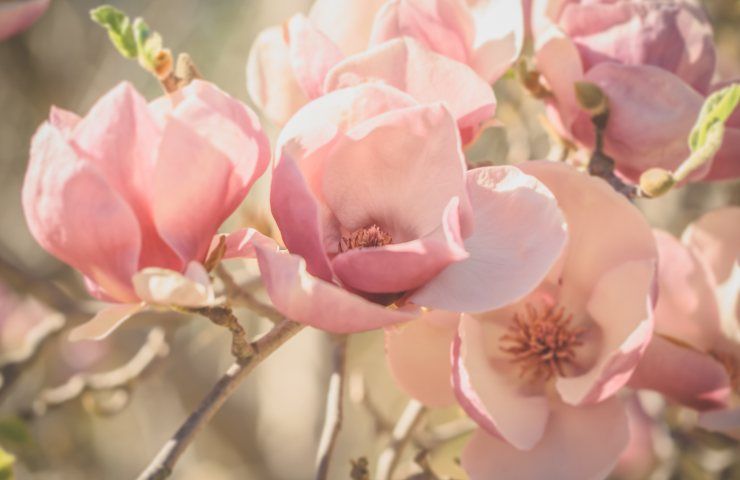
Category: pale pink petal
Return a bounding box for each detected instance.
[653,229,722,349]
[582,63,704,181]
[369,0,475,65]
[70,82,181,271]
[628,335,731,411]
[68,303,146,342]
[212,228,259,261]
[411,166,566,313]
[252,234,416,333]
[173,80,270,188]
[534,24,584,134]
[384,310,460,407]
[286,14,344,99]
[461,397,629,480]
[132,262,215,308]
[332,197,468,293]
[469,0,525,83]
[453,314,550,451]
[322,103,473,243]
[698,408,740,440]
[308,0,389,55]
[23,123,142,303]
[682,207,740,285]
[246,26,308,126]
[556,260,655,406]
[324,37,496,144]
[518,161,657,311]
[0,0,49,41]
[48,106,80,135]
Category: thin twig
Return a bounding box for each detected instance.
[215,265,282,324]
[586,112,640,199]
[19,327,169,419]
[375,400,426,480]
[315,334,349,480]
[185,305,254,359]
[135,318,304,480]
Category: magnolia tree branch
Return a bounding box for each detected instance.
[315,334,349,480]
[186,305,254,359]
[136,318,304,480]
[19,327,169,419]
[215,265,282,323]
[375,400,426,480]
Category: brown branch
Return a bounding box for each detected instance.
[135,318,304,480]
[375,400,426,480]
[587,118,639,199]
[185,305,254,359]
[19,327,169,419]
[215,265,282,324]
[315,334,349,480]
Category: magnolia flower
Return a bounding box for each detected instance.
[386,162,658,479]
[532,0,738,182]
[246,84,567,333]
[247,0,518,143]
[23,80,270,340]
[630,208,740,438]
[0,0,49,41]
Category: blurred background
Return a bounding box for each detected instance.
[0,0,738,479]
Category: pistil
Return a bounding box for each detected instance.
[339,224,392,252]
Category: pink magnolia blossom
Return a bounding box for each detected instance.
[630,207,740,438]
[532,0,738,182]
[23,80,270,340]
[386,162,658,479]
[0,0,49,41]
[246,0,515,143]
[247,84,567,333]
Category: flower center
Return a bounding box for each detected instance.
[500,303,585,381]
[339,224,392,252]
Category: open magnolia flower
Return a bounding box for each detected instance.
[247,0,522,142]
[630,207,740,438]
[245,83,567,333]
[386,162,658,479]
[532,0,739,182]
[0,0,49,41]
[23,80,269,340]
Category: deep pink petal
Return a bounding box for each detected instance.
[286,14,344,99]
[556,260,655,406]
[384,310,460,407]
[70,82,181,271]
[558,0,716,93]
[411,166,566,313]
[246,26,308,126]
[582,63,704,181]
[629,335,731,411]
[704,127,740,181]
[0,0,49,41]
[369,0,475,65]
[332,197,468,293]
[253,234,415,333]
[23,123,141,303]
[453,314,550,451]
[324,37,496,143]
[519,161,658,311]
[461,397,629,480]
[322,103,472,241]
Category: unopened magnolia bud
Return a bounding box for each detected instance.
[640,168,676,198]
[575,81,609,117]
